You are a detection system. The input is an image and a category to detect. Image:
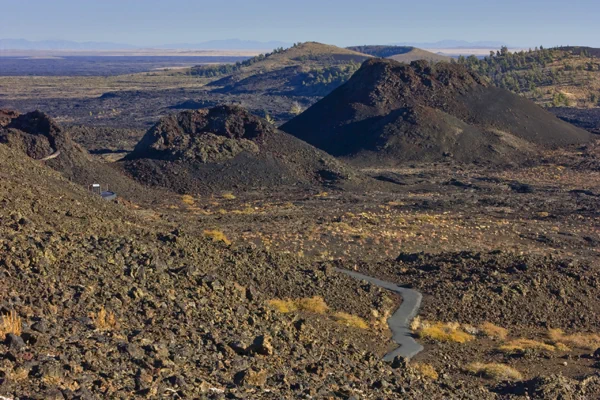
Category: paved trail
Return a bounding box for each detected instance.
[335,268,424,361]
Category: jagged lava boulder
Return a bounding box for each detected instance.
[123,105,355,193]
[281,59,591,166]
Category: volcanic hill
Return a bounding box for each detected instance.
[0,109,148,200]
[122,105,357,193]
[281,58,591,166]
[197,42,371,96]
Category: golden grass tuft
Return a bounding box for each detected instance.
[231,207,255,215]
[370,308,391,332]
[90,307,118,331]
[0,310,22,337]
[466,362,523,381]
[413,318,474,343]
[222,192,236,200]
[296,297,329,314]
[203,229,232,245]
[498,339,555,354]
[266,299,297,313]
[548,328,600,351]
[413,363,439,380]
[181,194,195,206]
[267,297,368,330]
[333,312,369,329]
[480,322,509,340]
[267,296,329,315]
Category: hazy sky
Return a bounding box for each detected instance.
[1,0,598,47]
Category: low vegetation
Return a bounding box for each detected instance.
[90,307,118,331]
[498,338,556,354]
[411,318,475,343]
[203,229,232,245]
[466,362,523,381]
[412,363,439,380]
[332,312,369,329]
[0,310,22,337]
[479,322,509,340]
[548,328,600,350]
[268,297,374,330]
[267,296,329,314]
[181,194,196,206]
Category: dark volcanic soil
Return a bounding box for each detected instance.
[281,59,591,166]
[122,105,361,194]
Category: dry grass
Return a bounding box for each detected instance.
[333,312,369,329]
[267,296,329,314]
[231,207,256,215]
[412,318,474,343]
[498,339,556,354]
[413,363,439,380]
[297,297,329,314]
[466,362,523,381]
[267,297,370,330]
[203,229,232,245]
[181,194,195,206]
[267,299,297,313]
[480,322,508,340]
[11,366,30,382]
[0,310,22,337]
[548,328,600,350]
[370,308,391,332]
[90,307,118,331]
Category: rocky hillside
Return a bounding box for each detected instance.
[0,109,151,201]
[281,59,591,166]
[122,105,359,193]
[2,128,600,398]
[0,141,447,399]
[196,42,371,96]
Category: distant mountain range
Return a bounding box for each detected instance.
[0,38,292,51]
[154,39,293,50]
[390,40,510,49]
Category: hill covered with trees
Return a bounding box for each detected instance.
[458,46,600,108]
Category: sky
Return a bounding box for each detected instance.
[1,0,599,48]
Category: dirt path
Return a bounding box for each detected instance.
[335,268,424,361]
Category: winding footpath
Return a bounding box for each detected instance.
[38,149,61,161]
[335,268,424,361]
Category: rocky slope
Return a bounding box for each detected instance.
[122,105,359,193]
[1,124,599,398]
[0,141,509,399]
[0,109,152,201]
[281,59,591,166]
